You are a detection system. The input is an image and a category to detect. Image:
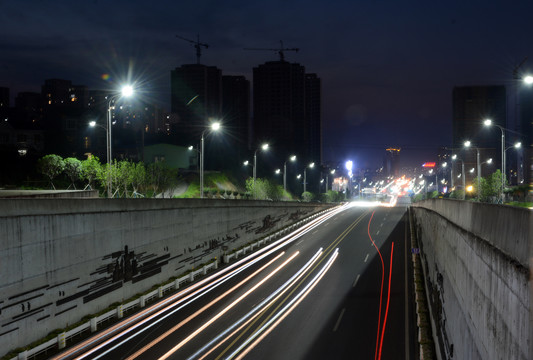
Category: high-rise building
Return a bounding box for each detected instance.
[252,61,322,168]
[170,64,222,145]
[452,85,506,179]
[222,75,250,170]
[0,87,9,110]
[252,61,306,164]
[305,74,322,165]
[384,148,401,177]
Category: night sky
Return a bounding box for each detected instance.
[2,0,533,169]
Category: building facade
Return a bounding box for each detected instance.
[170,64,222,145]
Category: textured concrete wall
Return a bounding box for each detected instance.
[411,200,532,360]
[0,198,332,352]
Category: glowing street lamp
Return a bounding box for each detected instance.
[283,155,297,192]
[200,121,222,199]
[483,119,505,201]
[252,143,269,198]
[253,143,269,182]
[95,85,135,198]
[451,154,465,200]
[464,140,481,200]
[187,145,200,172]
[326,169,335,192]
[303,162,315,193]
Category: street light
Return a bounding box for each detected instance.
[464,140,481,200]
[505,142,522,184]
[483,119,505,202]
[326,169,335,192]
[187,145,200,172]
[95,85,135,198]
[452,154,465,199]
[253,143,269,184]
[303,162,315,193]
[200,121,221,199]
[283,155,297,193]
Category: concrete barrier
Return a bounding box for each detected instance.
[0,198,332,354]
[411,199,533,360]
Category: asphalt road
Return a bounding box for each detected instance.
[55,202,415,360]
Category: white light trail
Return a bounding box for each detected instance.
[188,248,324,360]
[228,249,340,360]
[158,251,300,360]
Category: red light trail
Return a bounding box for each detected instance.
[367,211,395,360]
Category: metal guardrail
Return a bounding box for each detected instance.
[12,209,329,360]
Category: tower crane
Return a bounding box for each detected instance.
[176,34,209,64]
[244,40,299,62]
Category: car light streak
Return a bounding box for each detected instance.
[71,249,287,360]
[118,251,289,360]
[157,251,300,360]
[214,210,370,359]
[57,239,291,360]
[228,249,340,360]
[378,242,394,360]
[212,210,368,358]
[190,248,324,360]
[57,204,349,360]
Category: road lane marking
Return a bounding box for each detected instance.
[364,254,369,262]
[352,274,360,288]
[376,230,380,235]
[333,308,346,332]
[312,230,318,234]
[324,223,330,227]
[295,239,305,246]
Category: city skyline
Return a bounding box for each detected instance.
[2,1,533,168]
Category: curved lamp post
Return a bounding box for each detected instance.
[451,154,465,200]
[97,85,135,198]
[252,143,269,197]
[303,162,315,193]
[283,155,296,192]
[483,119,505,202]
[464,140,481,200]
[200,121,221,199]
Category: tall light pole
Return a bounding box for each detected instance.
[465,140,481,200]
[103,85,134,198]
[283,155,296,192]
[303,162,315,193]
[326,169,335,192]
[441,162,447,193]
[505,142,522,184]
[188,145,200,171]
[200,121,221,199]
[452,154,465,200]
[253,143,269,189]
[483,119,505,202]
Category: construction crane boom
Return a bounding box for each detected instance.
[244,40,299,62]
[176,34,209,64]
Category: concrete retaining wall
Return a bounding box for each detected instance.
[0,198,332,353]
[411,199,533,360]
